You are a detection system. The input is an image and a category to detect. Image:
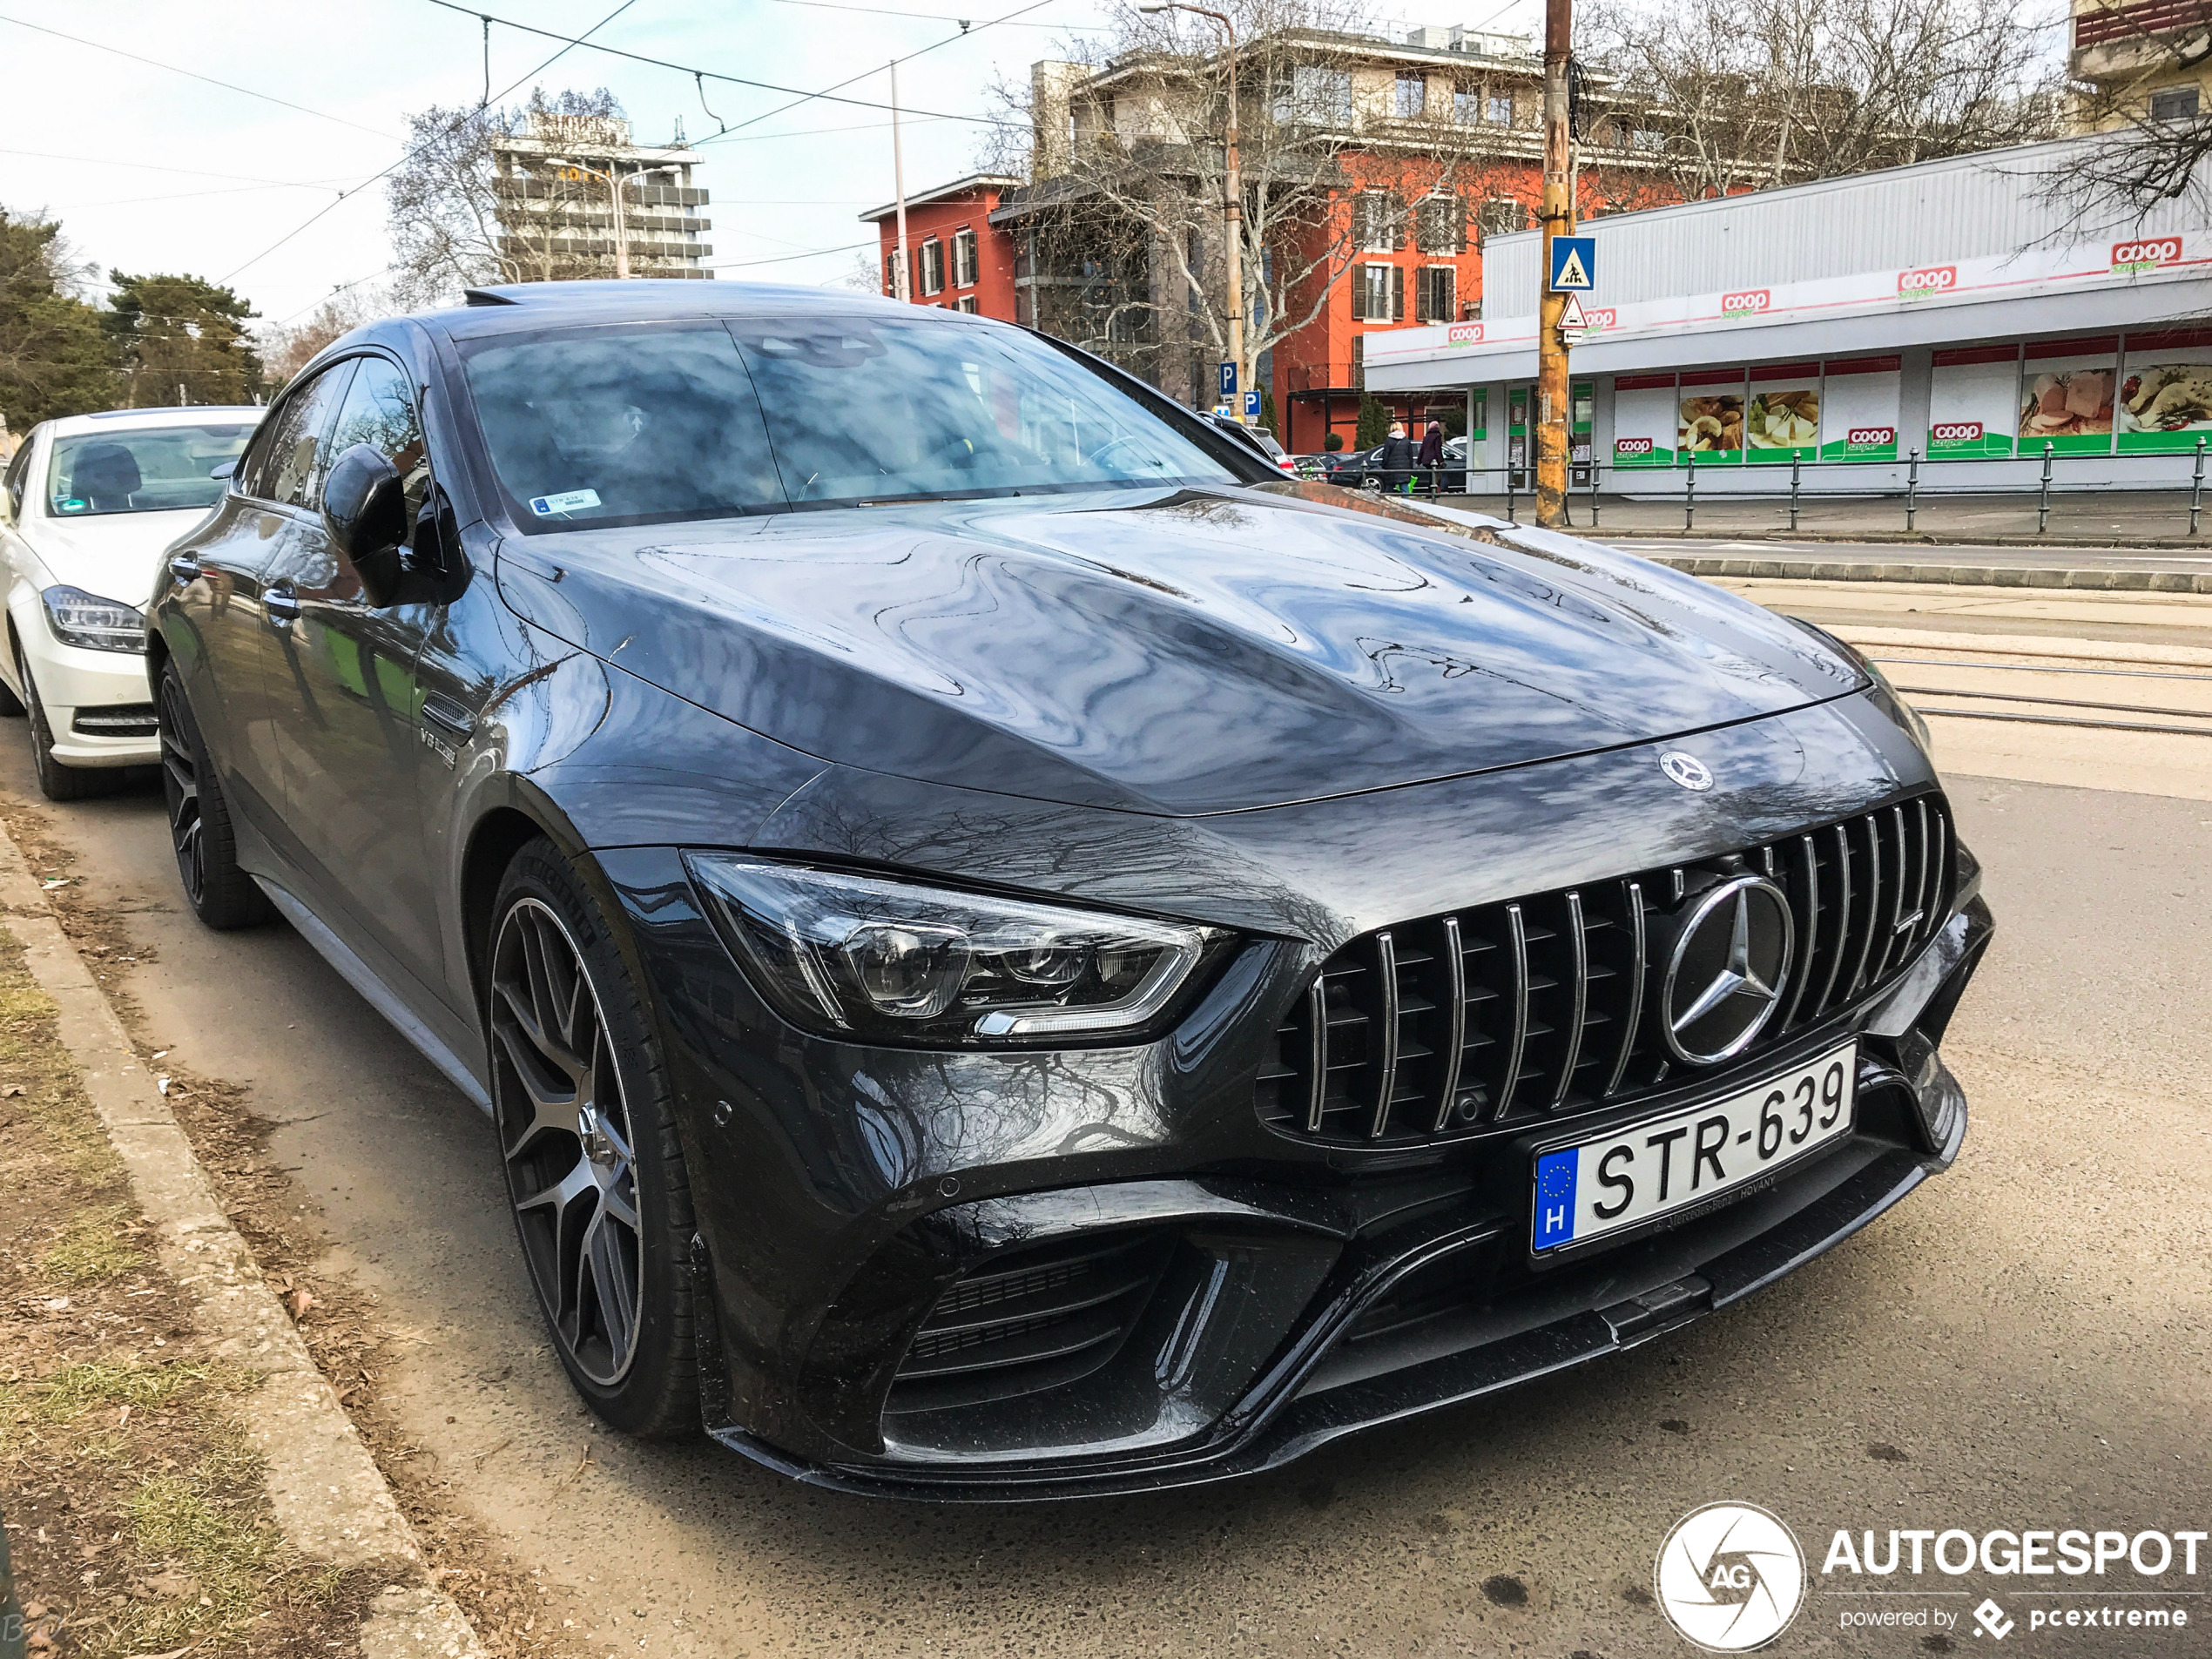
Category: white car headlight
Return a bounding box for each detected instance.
[685,854,1232,1047]
[42,585,147,654]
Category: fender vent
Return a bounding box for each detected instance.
[887,1231,1170,1413]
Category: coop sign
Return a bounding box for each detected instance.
[1446,321,1485,347]
[1898,265,1956,298]
[1719,288,1771,318]
[2112,237,2184,273]
[1847,427,1898,448]
[1615,436,1656,455]
[1932,421,1985,443]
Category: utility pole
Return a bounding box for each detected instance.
[1141,3,1241,410]
[891,59,912,302]
[1535,0,1573,526]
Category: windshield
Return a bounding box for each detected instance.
[46,424,256,518]
[460,314,1238,529]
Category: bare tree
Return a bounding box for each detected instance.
[258,288,388,388]
[386,87,629,308]
[996,0,1526,401]
[2046,10,2212,229]
[1590,0,2063,199]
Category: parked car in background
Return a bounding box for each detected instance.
[149,281,1987,1500]
[0,407,261,799]
[1204,413,1297,475]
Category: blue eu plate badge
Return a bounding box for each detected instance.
[1533,1149,1578,1250]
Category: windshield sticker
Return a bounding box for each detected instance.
[529,489,602,516]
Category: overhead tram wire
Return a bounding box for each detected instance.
[216,0,646,285]
[421,0,1028,128]
[0,12,401,140]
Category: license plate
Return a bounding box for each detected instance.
[1530,1042,1858,1254]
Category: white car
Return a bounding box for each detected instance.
[0,407,261,799]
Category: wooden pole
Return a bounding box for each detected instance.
[1535,0,1573,527]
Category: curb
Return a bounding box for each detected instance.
[1591,526,2208,552]
[1646,555,2212,594]
[0,827,486,1658]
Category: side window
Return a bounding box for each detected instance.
[325,357,429,531]
[244,361,354,509]
[3,430,37,521]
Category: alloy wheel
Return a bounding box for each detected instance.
[490,897,644,1386]
[158,676,206,907]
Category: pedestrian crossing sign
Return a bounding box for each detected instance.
[1549,236,1595,292]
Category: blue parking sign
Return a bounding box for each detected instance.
[1548,236,1595,292]
[1244,389,1260,419]
[1218,361,1238,396]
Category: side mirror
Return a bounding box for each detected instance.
[320,442,408,605]
[208,460,238,482]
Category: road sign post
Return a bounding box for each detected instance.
[1218,361,1238,400]
[1535,0,1575,529]
[1243,389,1261,421]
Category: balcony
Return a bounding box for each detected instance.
[2072,0,2212,77]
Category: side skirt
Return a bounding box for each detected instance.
[253,876,493,1116]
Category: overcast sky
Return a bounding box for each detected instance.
[3,0,1539,331]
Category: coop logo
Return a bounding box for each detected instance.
[1719,288,1770,317]
[2112,236,2183,273]
[1656,1503,1808,1652]
[1847,426,1897,447]
[1446,321,1485,346]
[1581,307,1619,332]
[1616,436,1656,456]
[1898,264,1957,297]
[1932,421,1985,444]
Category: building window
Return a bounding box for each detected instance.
[1353,191,1401,253]
[957,294,979,314]
[1453,84,1478,124]
[1278,64,1353,125]
[1631,126,1665,151]
[921,239,944,295]
[1395,72,1426,118]
[953,226,978,287]
[1354,262,1403,323]
[1415,195,1466,253]
[1417,266,1457,323]
[884,250,898,295]
[1477,198,1528,239]
[2152,85,2202,122]
[1486,93,1514,125]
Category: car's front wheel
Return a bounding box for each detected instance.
[488,840,699,1437]
[157,661,271,929]
[17,642,122,802]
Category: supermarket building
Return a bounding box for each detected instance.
[1360,134,2212,493]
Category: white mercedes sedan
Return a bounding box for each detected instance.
[0,407,260,798]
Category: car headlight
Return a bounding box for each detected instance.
[42,585,147,654]
[685,854,1232,1047]
[1790,616,1930,750]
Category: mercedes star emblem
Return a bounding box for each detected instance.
[1661,874,1795,1064]
[1660,751,1714,792]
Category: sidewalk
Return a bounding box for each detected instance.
[1449,488,2206,548]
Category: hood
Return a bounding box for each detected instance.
[492,483,1862,818]
[19,507,217,612]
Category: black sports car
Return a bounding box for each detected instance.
[149,281,1990,1499]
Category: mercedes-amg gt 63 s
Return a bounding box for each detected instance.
[148,282,1991,1499]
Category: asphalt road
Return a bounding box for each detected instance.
[8,742,2210,1656]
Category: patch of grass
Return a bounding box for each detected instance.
[41,1202,143,1285]
[0,1359,253,1458]
[113,1453,287,1653]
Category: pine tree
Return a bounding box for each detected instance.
[104,273,262,406]
[0,209,118,429]
[1354,393,1389,449]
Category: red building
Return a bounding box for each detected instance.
[860,174,1023,317]
[865,28,1667,454]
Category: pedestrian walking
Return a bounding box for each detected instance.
[1416,421,1444,492]
[1379,421,1418,493]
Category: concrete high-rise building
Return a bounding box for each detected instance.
[491,111,713,280]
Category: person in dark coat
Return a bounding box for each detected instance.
[1378,421,1418,492]
[1415,421,1445,491]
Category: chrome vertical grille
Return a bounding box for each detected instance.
[1255,792,1957,1147]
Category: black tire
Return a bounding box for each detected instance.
[487,838,698,1438]
[18,643,124,801]
[157,660,272,928]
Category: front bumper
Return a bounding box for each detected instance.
[607,794,1991,1497]
[22,635,158,766]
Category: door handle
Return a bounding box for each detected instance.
[169,552,200,583]
[265,585,300,624]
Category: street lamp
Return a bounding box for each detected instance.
[556,158,679,279]
[1139,2,1243,415]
